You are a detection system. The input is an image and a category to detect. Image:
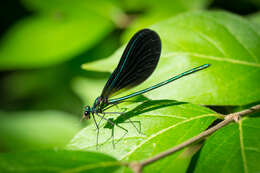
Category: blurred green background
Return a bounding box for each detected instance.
[0,0,259,153]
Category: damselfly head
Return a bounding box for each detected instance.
[81,106,91,121]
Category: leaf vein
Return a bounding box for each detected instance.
[203,15,258,63]
[239,120,248,173]
[245,147,260,153]
[121,113,217,160]
[164,52,260,67]
[141,114,187,120]
[197,32,227,57]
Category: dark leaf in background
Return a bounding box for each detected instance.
[0,0,115,69]
[210,0,258,15]
[248,11,260,26]
[0,111,82,151]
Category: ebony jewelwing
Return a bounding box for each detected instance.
[82,29,210,148]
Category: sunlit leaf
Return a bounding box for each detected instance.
[194,117,260,173]
[121,0,212,43]
[82,11,260,105]
[67,99,219,172]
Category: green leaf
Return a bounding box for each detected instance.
[1,67,83,114]
[0,111,82,151]
[248,11,260,25]
[194,117,260,173]
[0,150,121,173]
[249,0,260,9]
[117,0,211,13]
[121,0,212,43]
[21,0,125,25]
[67,99,219,172]
[0,11,113,69]
[82,11,260,105]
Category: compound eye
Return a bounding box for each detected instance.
[84,111,90,120]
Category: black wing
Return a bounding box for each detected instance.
[101,29,161,98]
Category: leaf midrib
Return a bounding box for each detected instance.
[239,120,248,173]
[164,52,260,67]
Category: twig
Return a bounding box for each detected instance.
[128,104,260,173]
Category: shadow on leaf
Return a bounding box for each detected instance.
[103,99,186,129]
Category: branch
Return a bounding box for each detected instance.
[128,104,260,173]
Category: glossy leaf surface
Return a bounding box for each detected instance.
[194,117,260,173]
[83,11,260,105]
[67,99,219,172]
